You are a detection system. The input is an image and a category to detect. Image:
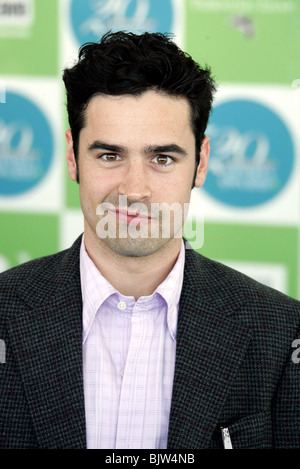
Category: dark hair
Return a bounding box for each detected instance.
[63,31,216,164]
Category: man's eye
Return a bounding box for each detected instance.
[152,155,174,165]
[100,154,121,162]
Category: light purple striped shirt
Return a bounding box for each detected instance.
[80,236,185,449]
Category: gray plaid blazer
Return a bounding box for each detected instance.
[0,235,300,449]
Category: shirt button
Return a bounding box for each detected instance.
[117,301,127,310]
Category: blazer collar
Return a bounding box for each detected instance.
[168,246,253,448]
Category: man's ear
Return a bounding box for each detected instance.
[194,136,210,188]
[65,129,78,182]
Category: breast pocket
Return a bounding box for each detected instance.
[221,411,273,449]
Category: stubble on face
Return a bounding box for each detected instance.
[94,195,186,258]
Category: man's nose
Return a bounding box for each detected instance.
[118,160,151,202]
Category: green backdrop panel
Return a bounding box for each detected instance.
[0,0,58,76]
[184,221,299,299]
[66,166,81,209]
[0,212,59,272]
[185,0,300,84]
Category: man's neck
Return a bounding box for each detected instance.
[83,231,182,300]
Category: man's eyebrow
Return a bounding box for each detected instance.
[87,141,187,156]
[88,141,126,153]
[144,144,187,156]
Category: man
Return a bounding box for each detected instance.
[0,31,299,449]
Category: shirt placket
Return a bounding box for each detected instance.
[115,304,153,449]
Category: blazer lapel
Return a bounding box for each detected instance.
[168,247,253,449]
[7,236,86,449]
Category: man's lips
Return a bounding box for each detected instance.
[108,208,154,224]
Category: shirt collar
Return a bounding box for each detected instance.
[80,237,117,343]
[80,236,185,343]
[155,241,185,340]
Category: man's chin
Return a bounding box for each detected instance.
[99,236,177,258]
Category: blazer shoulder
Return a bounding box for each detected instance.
[0,235,82,309]
[0,248,69,287]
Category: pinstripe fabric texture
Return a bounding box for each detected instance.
[0,234,300,449]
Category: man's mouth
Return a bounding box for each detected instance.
[110,208,153,225]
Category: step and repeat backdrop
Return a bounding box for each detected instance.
[0,0,299,299]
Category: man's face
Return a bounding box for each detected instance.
[66,90,210,258]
